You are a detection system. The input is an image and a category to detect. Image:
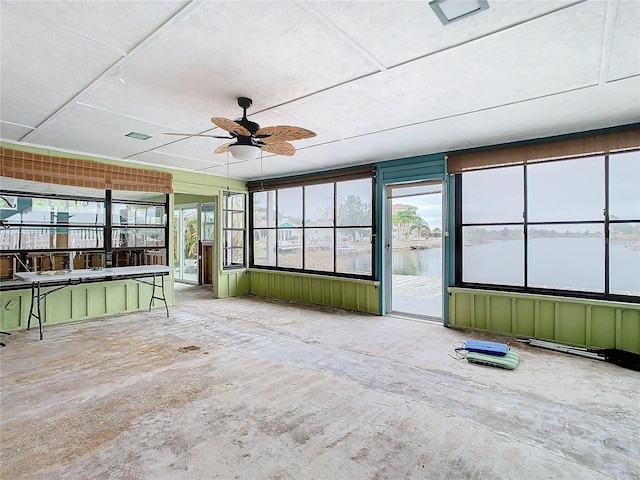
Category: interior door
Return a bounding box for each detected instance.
[199,202,216,286]
[173,205,198,283]
[386,181,444,319]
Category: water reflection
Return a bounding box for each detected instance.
[392,248,442,277]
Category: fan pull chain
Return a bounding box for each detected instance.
[225,150,230,192]
[260,148,264,191]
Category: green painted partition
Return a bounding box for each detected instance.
[218,269,251,297]
[0,277,175,332]
[448,287,640,354]
[249,269,380,314]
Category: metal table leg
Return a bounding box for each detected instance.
[27,281,44,340]
[147,273,170,317]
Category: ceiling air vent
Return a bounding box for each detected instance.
[125,132,152,140]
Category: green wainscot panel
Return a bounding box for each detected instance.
[590,306,617,349]
[0,276,175,332]
[310,278,324,304]
[88,287,108,317]
[515,299,535,337]
[0,291,27,330]
[473,295,487,330]
[342,283,357,310]
[488,296,512,334]
[331,281,344,308]
[448,288,640,355]
[249,270,380,314]
[107,284,128,313]
[237,271,250,294]
[217,270,250,298]
[71,288,88,318]
[300,277,312,303]
[620,309,640,353]
[126,283,140,310]
[451,293,472,328]
[46,288,73,324]
[558,303,587,347]
[282,275,295,300]
[538,300,557,341]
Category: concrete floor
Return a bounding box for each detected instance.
[1,285,638,480]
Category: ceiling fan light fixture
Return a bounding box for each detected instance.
[228,144,261,161]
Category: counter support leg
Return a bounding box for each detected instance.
[27,282,44,340]
[27,283,35,331]
[148,274,170,317]
[37,282,43,340]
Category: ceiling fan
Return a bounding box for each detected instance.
[164,97,316,160]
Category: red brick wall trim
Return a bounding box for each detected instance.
[0,147,173,193]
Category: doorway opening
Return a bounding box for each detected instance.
[173,205,198,284]
[386,181,444,319]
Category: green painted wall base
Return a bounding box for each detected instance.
[218,269,250,298]
[0,277,175,332]
[448,287,640,354]
[249,269,380,314]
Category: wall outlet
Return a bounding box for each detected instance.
[5,299,18,311]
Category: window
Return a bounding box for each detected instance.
[609,151,640,295]
[223,193,246,268]
[202,203,215,241]
[457,150,640,299]
[0,179,169,280]
[461,166,524,286]
[0,188,107,275]
[110,191,168,267]
[250,176,374,278]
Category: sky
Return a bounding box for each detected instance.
[391,188,443,230]
[462,151,640,223]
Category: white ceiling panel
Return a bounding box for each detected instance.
[132,150,223,173]
[606,0,640,82]
[0,0,638,183]
[3,0,188,54]
[0,4,124,128]
[150,135,230,165]
[78,0,380,132]
[310,0,583,68]
[277,1,606,139]
[451,76,640,147]
[224,118,473,181]
[0,122,34,142]
[24,104,181,159]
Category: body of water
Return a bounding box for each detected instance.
[392,248,442,277]
[341,238,639,295]
[464,238,639,294]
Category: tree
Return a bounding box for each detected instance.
[392,207,426,240]
[337,195,371,226]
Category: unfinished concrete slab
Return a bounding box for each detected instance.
[1,286,638,479]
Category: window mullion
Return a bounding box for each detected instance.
[523,165,528,288]
[604,154,610,295]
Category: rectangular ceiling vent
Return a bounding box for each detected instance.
[429,0,489,25]
[126,132,152,140]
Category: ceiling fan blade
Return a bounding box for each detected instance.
[214,142,234,154]
[256,125,316,143]
[163,132,232,139]
[261,141,296,156]
[211,117,251,137]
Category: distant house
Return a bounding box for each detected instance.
[278,221,298,243]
